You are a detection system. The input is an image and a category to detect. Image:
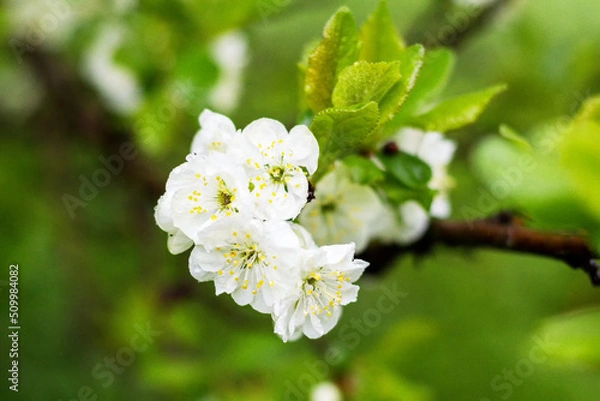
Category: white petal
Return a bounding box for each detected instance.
[214,274,238,295]
[251,290,273,314]
[154,194,175,232]
[188,246,220,282]
[339,284,360,305]
[242,118,286,153]
[318,308,342,335]
[303,312,326,339]
[167,229,193,255]
[287,125,320,174]
[394,127,424,154]
[397,201,430,244]
[288,222,318,250]
[189,245,226,273]
[418,132,456,167]
[231,286,254,306]
[273,280,306,341]
[430,194,451,219]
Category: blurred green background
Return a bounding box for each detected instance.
[1,0,600,400]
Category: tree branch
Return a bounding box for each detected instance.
[26,50,599,287]
[362,213,600,286]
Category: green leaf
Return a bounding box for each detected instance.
[377,44,425,128]
[359,0,405,62]
[332,61,401,108]
[397,48,456,118]
[310,102,379,182]
[499,124,531,150]
[305,8,359,114]
[408,84,506,132]
[380,175,436,210]
[560,120,600,220]
[342,155,385,185]
[378,150,432,189]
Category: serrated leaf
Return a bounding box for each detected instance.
[378,44,425,128]
[560,120,600,220]
[310,102,379,182]
[409,84,506,132]
[359,0,405,62]
[378,150,432,189]
[342,155,385,185]
[305,8,359,114]
[332,61,401,108]
[499,124,531,150]
[397,48,455,118]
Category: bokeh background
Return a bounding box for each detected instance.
[1,0,600,400]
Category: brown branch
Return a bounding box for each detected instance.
[362,213,600,286]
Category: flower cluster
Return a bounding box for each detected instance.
[155,109,368,341]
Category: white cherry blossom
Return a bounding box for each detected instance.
[274,243,368,342]
[230,118,319,220]
[165,152,252,242]
[191,109,237,155]
[189,219,302,313]
[298,165,382,253]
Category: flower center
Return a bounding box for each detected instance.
[303,271,322,294]
[302,270,344,317]
[218,190,233,207]
[215,177,238,213]
[268,165,286,182]
[320,202,337,213]
[224,242,267,270]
